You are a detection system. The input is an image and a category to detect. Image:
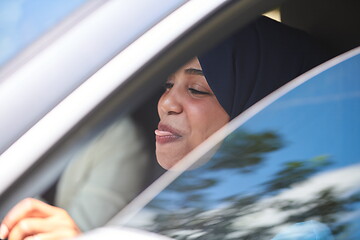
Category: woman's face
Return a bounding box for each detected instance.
[156,58,230,169]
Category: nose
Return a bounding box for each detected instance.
[158,88,183,116]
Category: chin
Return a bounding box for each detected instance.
[155,152,183,170]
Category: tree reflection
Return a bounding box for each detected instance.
[209,130,283,173]
[264,155,331,193]
[280,188,360,236]
[129,130,360,239]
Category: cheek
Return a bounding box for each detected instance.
[187,100,229,143]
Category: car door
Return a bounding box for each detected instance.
[1,0,359,238]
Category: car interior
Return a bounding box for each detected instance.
[0,0,359,237]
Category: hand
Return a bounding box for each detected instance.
[0,198,81,240]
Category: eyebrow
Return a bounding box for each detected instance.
[184,68,204,76]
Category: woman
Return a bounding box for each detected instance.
[155,16,328,169]
[155,57,230,169]
[0,16,328,240]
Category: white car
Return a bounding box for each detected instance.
[1,0,359,239]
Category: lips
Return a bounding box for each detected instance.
[155,123,182,144]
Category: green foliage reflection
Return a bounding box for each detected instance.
[127,130,359,239]
[209,130,283,172]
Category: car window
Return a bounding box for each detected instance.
[112,48,360,239]
[1,0,358,238]
[0,0,88,68]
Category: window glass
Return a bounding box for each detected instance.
[121,52,360,239]
[0,0,88,67]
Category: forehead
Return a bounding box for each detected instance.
[180,57,202,71]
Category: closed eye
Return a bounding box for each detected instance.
[189,88,211,95]
[163,82,173,90]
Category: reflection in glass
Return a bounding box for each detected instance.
[123,53,360,239]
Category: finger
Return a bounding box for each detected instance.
[1,198,61,238]
[8,218,54,240]
[7,216,79,240]
[23,229,80,240]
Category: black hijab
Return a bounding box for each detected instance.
[199,17,329,120]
